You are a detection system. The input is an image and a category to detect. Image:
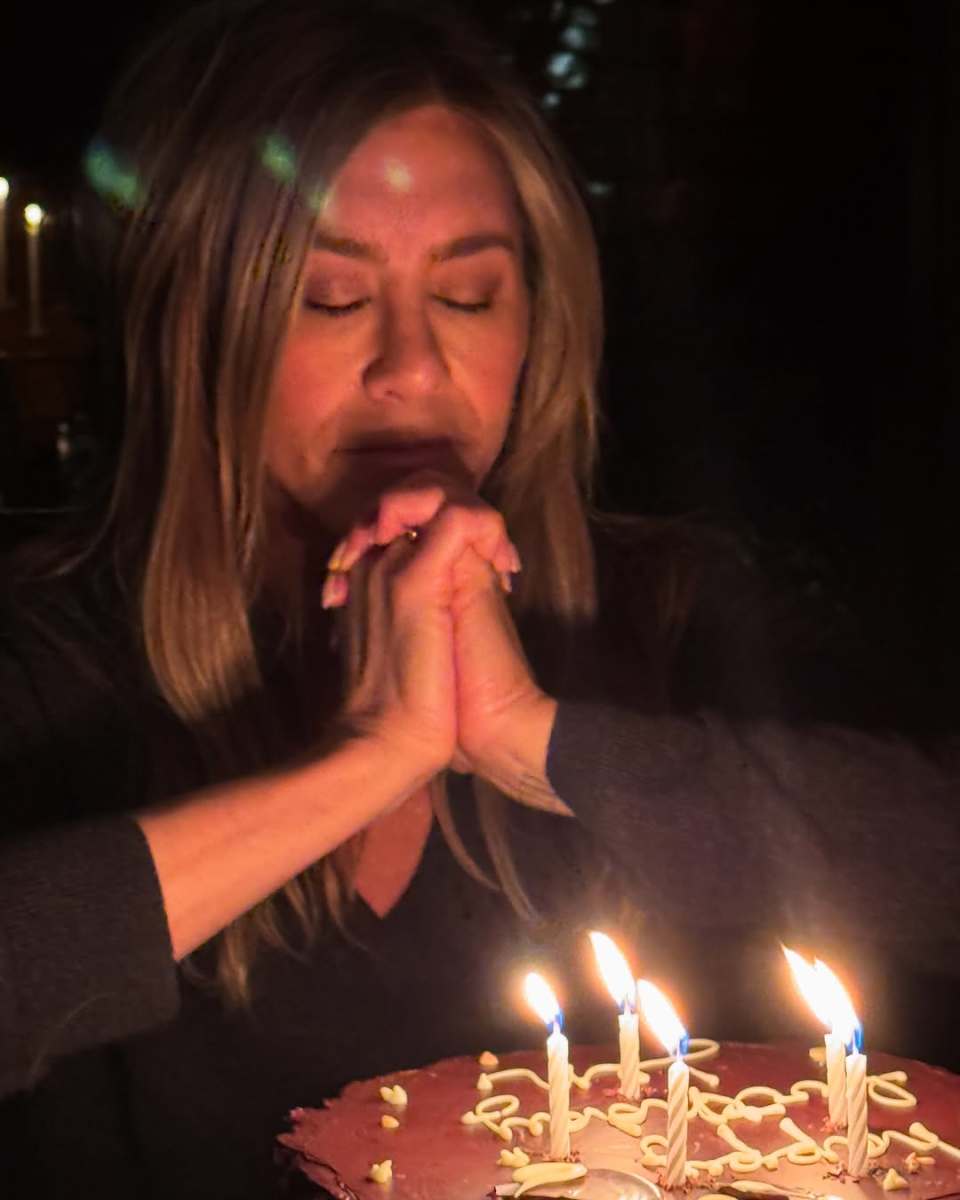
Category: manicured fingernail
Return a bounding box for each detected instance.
[321,572,348,609]
[327,540,346,572]
[509,544,523,573]
[499,570,513,595]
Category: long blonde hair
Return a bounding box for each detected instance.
[89,0,604,1002]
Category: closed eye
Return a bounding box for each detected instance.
[304,298,369,317]
[435,297,491,314]
[303,297,491,317]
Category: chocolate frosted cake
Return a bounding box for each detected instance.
[277,1041,960,1200]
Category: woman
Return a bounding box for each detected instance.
[1,1,957,1197]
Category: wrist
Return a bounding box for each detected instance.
[339,711,451,789]
[469,694,568,814]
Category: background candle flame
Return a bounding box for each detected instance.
[523,972,562,1029]
[589,931,636,1011]
[24,203,44,230]
[782,946,859,1044]
[637,979,687,1056]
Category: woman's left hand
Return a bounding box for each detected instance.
[324,479,565,810]
[446,545,563,811]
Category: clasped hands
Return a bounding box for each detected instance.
[321,475,558,804]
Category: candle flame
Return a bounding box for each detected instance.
[523,972,562,1029]
[0,177,9,202]
[637,979,687,1056]
[589,931,636,1011]
[24,203,44,230]
[782,946,859,1043]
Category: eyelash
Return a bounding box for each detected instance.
[304,297,492,317]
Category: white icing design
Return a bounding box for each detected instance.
[367,1160,392,1184]
[463,1049,960,1185]
[512,1161,588,1198]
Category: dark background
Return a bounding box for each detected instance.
[0,0,957,721]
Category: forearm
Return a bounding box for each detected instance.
[546,700,960,961]
[137,732,432,960]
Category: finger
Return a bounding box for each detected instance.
[398,504,510,599]
[329,525,377,574]
[373,483,449,545]
[328,478,469,573]
[321,569,349,609]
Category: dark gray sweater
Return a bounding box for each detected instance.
[1,528,957,1199]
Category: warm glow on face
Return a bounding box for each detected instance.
[589,931,636,1010]
[524,972,561,1028]
[637,980,687,1055]
[783,946,859,1042]
[0,177,9,202]
[382,157,413,193]
[24,203,44,230]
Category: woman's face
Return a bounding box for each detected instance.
[264,104,531,536]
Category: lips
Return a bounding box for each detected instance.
[339,438,457,468]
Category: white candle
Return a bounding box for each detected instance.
[24,203,44,337]
[589,932,642,1100]
[618,1010,641,1100]
[783,947,860,1130]
[523,972,570,1160]
[665,1056,690,1188]
[825,1030,848,1128]
[845,1046,869,1176]
[637,979,690,1189]
[0,177,9,307]
[546,1022,571,1160]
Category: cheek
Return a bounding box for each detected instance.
[464,325,527,465]
[268,337,339,444]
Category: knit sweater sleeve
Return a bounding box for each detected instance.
[544,528,960,971]
[0,615,179,1098]
[546,701,960,958]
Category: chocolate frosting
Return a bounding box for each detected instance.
[277,1042,960,1200]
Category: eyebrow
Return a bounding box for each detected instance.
[311,230,517,263]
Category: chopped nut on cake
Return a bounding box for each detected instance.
[478,1050,500,1068]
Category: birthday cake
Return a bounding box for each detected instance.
[277,1041,960,1200]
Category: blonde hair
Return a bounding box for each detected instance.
[91,0,603,1002]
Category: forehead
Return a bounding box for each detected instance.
[317,104,522,245]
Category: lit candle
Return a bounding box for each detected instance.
[589,931,641,1100]
[845,1025,869,1177]
[0,177,10,308]
[523,972,570,1160]
[783,946,855,1128]
[23,203,44,337]
[637,979,689,1189]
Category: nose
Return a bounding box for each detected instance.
[363,301,447,404]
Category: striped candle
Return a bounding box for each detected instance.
[845,1048,869,1176]
[664,1056,689,1188]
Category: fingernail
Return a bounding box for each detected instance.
[321,572,348,609]
[499,570,513,595]
[509,544,523,573]
[327,541,346,572]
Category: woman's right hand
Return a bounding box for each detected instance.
[326,474,519,783]
[335,532,459,786]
